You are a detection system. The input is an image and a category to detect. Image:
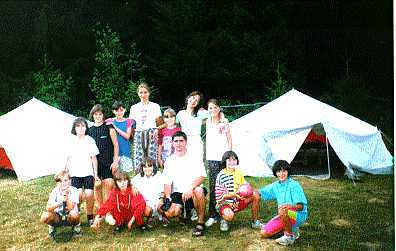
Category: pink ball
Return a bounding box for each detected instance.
[237,183,253,197]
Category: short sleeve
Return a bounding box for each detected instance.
[259,183,276,201]
[197,109,209,120]
[291,182,308,205]
[88,136,100,156]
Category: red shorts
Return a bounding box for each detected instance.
[219,199,251,215]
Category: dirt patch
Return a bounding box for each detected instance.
[368,197,386,204]
[359,241,382,249]
[330,219,351,227]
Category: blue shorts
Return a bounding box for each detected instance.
[71,176,94,190]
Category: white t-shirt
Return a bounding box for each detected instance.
[48,186,79,213]
[163,152,207,193]
[206,118,230,161]
[131,172,164,209]
[67,135,99,177]
[176,109,209,136]
[129,102,161,131]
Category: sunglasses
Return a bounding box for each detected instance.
[164,115,175,118]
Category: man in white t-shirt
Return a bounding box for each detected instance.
[160,131,207,237]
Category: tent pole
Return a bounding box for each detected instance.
[325,135,331,179]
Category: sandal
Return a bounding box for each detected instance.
[192,223,205,237]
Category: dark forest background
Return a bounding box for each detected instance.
[0,1,393,141]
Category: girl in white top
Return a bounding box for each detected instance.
[176,91,209,162]
[65,117,99,226]
[129,83,162,172]
[205,99,232,227]
[131,158,164,228]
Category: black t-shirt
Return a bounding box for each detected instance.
[88,123,114,167]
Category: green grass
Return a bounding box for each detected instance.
[0,173,394,250]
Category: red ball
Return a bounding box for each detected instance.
[237,183,253,197]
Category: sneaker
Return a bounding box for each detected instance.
[219,219,229,232]
[205,217,218,227]
[162,216,170,227]
[105,213,116,226]
[190,208,198,221]
[73,224,82,237]
[88,219,94,227]
[295,229,301,240]
[275,234,296,246]
[48,225,56,239]
[146,217,154,228]
[251,219,264,229]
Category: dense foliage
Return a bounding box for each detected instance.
[0,1,392,140]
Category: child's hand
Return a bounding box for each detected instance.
[110,161,119,173]
[91,217,101,230]
[131,186,139,197]
[232,192,242,200]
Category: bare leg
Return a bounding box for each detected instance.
[85,189,95,216]
[192,187,206,224]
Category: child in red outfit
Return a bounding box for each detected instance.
[91,172,146,231]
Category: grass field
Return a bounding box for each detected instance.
[0,172,394,250]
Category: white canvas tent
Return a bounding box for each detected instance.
[0,98,77,181]
[230,89,393,178]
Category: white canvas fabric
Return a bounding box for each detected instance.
[230,89,393,177]
[0,98,77,181]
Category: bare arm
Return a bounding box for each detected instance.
[64,157,70,172]
[91,155,98,178]
[109,128,119,171]
[226,124,232,150]
[113,124,132,140]
[164,183,172,198]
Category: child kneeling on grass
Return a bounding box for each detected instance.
[259,160,308,246]
[214,151,263,232]
[132,158,165,229]
[91,171,146,232]
[40,170,81,238]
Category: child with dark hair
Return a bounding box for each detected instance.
[91,172,146,232]
[259,160,308,246]
[66,117,99,226]
[176,91,208,162]
[214,151,263,232]
[106,101,136,173]
[205,99,232,227]
[131,158,164,228]
[40,170,80,238]
[88,104,119,208]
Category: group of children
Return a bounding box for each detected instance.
[40,83,308,246]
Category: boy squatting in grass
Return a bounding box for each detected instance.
[214,150,263,232]
[40,170,81,238]
[259,159,308,246]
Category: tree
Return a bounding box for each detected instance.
[265,61,292,101]
[32,54,73,110]
[90,23,146,114]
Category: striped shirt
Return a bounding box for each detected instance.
[215,168,246,204]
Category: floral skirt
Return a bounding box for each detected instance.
[133,128,158,172]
